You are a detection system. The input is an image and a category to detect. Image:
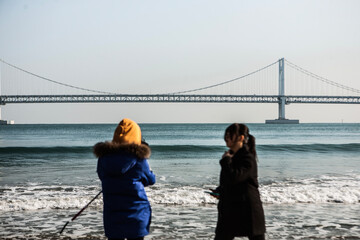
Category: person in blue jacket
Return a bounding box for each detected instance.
[94,118,156,240]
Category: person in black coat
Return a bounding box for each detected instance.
[212,123,266,240]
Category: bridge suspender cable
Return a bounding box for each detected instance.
[167,60,279,94]
[0,58,278,95]
[1,58,359,95]
[0,58,116,95]
[285,59,360,94]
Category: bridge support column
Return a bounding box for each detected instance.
[266,58,299,124]
[0,104,12,125]
[0,106,6,125]
[278,58,286,120]
[0,66,11,125]
[0,61,8,125]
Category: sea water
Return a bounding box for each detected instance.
[0,123,359,239]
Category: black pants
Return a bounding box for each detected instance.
[214,233,265,240]
[108,237,144,240]
[249,235,265,240]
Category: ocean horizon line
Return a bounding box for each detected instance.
[2,122,360,125]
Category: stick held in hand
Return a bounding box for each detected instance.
[59,191,102,234]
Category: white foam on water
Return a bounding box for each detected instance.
[261,174,360,204]
[1,204,359,240]
[0,185,103,211]
[147,185,217,205]
[1,174,359,212]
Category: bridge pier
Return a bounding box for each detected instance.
[0,62,9,125]
[0,104,12,125]
[266,58,299,124]
[0,106,7,125]
[0,62,5,125]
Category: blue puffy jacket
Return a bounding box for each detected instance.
[94,142,156,239]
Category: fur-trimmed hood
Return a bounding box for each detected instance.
[93,141,151,159]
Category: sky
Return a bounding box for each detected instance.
[0,0,360,124]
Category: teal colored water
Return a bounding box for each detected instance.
[0,123,359,239]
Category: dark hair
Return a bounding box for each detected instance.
[224,123,257,158]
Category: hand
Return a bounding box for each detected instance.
[209,188,220,199]
[147,160,152,171]
[222,150,233,158]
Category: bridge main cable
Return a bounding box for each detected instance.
[284,59,360,94]
[168,60,279,94]
[0,58,116,95]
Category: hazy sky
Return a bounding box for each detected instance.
[0,0,360,124]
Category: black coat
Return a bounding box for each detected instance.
[216,146,266,237]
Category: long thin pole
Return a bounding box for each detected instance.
[59,191,102,234]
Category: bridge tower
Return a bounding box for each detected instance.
[265,58,299,124]
[0,62,9,125]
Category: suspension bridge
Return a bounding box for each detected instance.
[0,58,359,124]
